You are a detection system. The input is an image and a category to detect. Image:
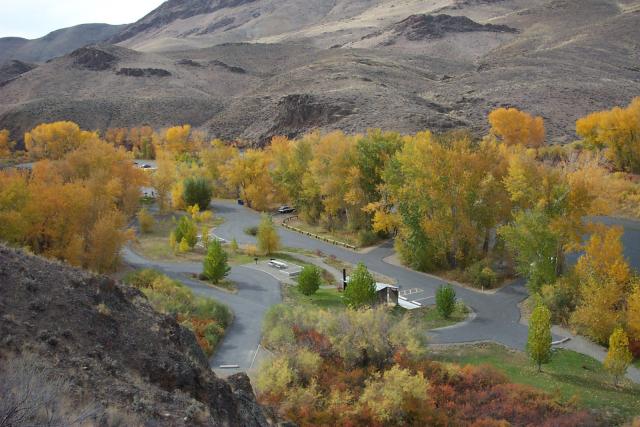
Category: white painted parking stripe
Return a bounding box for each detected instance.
[413,296,435,302]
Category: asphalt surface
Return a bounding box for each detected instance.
[122,247,281,374]
[123,199,640,377]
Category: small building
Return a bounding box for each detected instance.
[375,283,399,307]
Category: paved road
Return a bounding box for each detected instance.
[213,200,555,350]
[124,200,640,380]
[122,247,281,374]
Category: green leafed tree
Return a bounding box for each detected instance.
[343,263,376,309]
[298,265,321,296]
[436,284,456,319]
[257,214,280,255]
[527,301,552,372]
[499,209,560,293]
[203,239,231,284]
[604,326,633,386]
[183,177,213,210]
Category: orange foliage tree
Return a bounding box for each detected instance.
[24,121,99,160]
[488,107,546,147]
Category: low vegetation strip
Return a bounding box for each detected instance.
[281,218,357,250]
[256,304,597,426]
[124,269,232,356]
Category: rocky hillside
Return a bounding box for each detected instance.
[0,0,639,144]
[0,245,267,426]
[0,23,124,63]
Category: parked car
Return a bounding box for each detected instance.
[277,205,296,214]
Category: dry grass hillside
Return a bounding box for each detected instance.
[0,245,268,426]
[0,0,638,143]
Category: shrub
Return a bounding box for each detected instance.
[174,215,198,248]
[343,263,376,309]
[436,284,456,319]
[183,177,212,210]
[465,261,498,289]
[256,357,296,398]
[357,229,380,247]
[244,226,258,236]
[298,265,321,296]
[137,208,155,234]
[203,240,231,284]
[230,237,239,253]
[123,269,230,355]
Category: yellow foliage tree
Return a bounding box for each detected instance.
[576,97,640,173]
[488,107,545,148]
[0,129,14,158]
[24,121,99,160]
[627,286,640,344]
[604,327,633,385]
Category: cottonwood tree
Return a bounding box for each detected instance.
[25,121,99,160]
[488,107,545,148]
[527,301,552,372]
[576,97,640,173]
[0,129,13,158]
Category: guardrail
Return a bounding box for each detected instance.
[280,216,357,250]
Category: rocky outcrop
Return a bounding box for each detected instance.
[0,246,268,426]
[116,67,172,77]
[386,14,517,41]
[70,46,118,71]
[210,60,247,73]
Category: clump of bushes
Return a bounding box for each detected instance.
[464,260,499,289]
[244,226,258,236]
[124,269,231,355]
[256,304,595,426]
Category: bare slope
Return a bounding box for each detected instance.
[0,23,124,63]
[0,245,267,426]
[0,0,639,143]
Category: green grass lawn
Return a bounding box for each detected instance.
[415,303,469,330]
[286,285,344,310]
[134,214,224,263]
[429,343,640,422]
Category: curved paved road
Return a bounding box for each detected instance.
[124,200,640,381]
[122,247,281,373]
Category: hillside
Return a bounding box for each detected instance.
[0,245,267,426]
[0,23,124,63]
[1,0,639,143]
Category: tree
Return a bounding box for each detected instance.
[499,209,560,293]
[628,286,640,346]
[576,97,640,173]
[174,215,198,249]
[183,177,213,210]
[203,240,231,284]
[257,214,280,255]
[137,208,155,234]
[604,327,632,386]
[230,237,239,254]
[298,265,321,296]
[371,132,511,271]
[24,121,99,160]
[0,129,14,158]
[152,152,176,213]
[435,284,456,319]
[488,107,545,147]
[343,263,376,309]
[527,301,552,372]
